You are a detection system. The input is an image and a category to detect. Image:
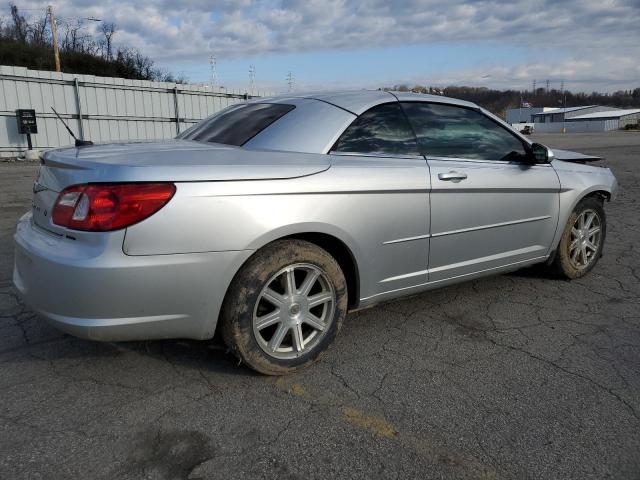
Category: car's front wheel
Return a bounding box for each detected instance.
[550,195,607,279]
[221,239,348,375]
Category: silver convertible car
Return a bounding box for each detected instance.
[14,90,617,374]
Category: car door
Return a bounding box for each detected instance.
[401,101,560,283]
[329,102,431,298]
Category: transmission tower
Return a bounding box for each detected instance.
[532,79,536,93]
[249,64,256,94]
[546,79,550,92]
[209,55,217,88]
[286,71,294,92]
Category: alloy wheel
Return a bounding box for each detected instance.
[252,263,335,359]
[568,209,602,270]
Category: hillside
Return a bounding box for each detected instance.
[0,5,183,82]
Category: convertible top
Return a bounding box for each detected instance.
[255,90,478,116]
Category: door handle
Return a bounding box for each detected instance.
[438,171,467,183]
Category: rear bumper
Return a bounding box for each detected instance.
[13,213,253,341]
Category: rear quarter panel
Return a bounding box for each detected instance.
[123,155,431,300]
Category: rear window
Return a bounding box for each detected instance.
[177,103,295,146]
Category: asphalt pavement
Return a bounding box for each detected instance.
[1,131,639,479]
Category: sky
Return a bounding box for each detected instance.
[12,0,640,93]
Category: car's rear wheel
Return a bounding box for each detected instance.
[550,196,606,279]
[221,239,348,375]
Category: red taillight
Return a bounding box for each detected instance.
[52,183,176,231]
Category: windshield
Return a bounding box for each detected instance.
[177,103,295,146]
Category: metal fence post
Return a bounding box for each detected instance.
[173,87,181,134]
[73,78,85,140]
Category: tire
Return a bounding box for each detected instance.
[220,239,348,375]
[549,196,607,279]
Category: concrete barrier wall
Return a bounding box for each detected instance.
[0,65,273,157]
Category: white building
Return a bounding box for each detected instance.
[566,108,640,130]
[533,107,640,133]
[506,107,556,124]
[532,106,617,124]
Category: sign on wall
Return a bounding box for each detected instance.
[16,109,38,135]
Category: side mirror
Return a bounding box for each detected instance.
[530,143,554,164]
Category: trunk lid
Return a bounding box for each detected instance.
[32,139,331,234]
[31,178,60,234]
[40,139,331,190]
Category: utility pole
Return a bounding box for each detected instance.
[286,71,294,92]
[209,55,217,89]
[48,5,61,72]
[519,90,523,123]
[561,80,567,133]
[249,64,256,95]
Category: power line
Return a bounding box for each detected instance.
[5,5,101,22]
[3,6,46,11]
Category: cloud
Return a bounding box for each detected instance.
[10,0,639,91]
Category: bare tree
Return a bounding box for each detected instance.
[134,50,154,79]
[100,22,117,60]
[61,19,91,52]
[29,15,49,46]
[10,4,27,41]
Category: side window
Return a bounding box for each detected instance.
[331,103,419,156]
[401,102,529,162]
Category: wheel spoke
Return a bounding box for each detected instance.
[268,324,289,352]
[578,213,585,230]
[292,324,305,352]
[585,212,596,230]
[263,288,286,308]
[571,246,580,262]
[285,268,296,296]
[571,227,580,238]
[298,270,319,295]
[585,240,598,252]
[589,226,600,236]
[308,291,332,308]
[255,309,282,330]
[580,245,588,265]
[303,313,325,331]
